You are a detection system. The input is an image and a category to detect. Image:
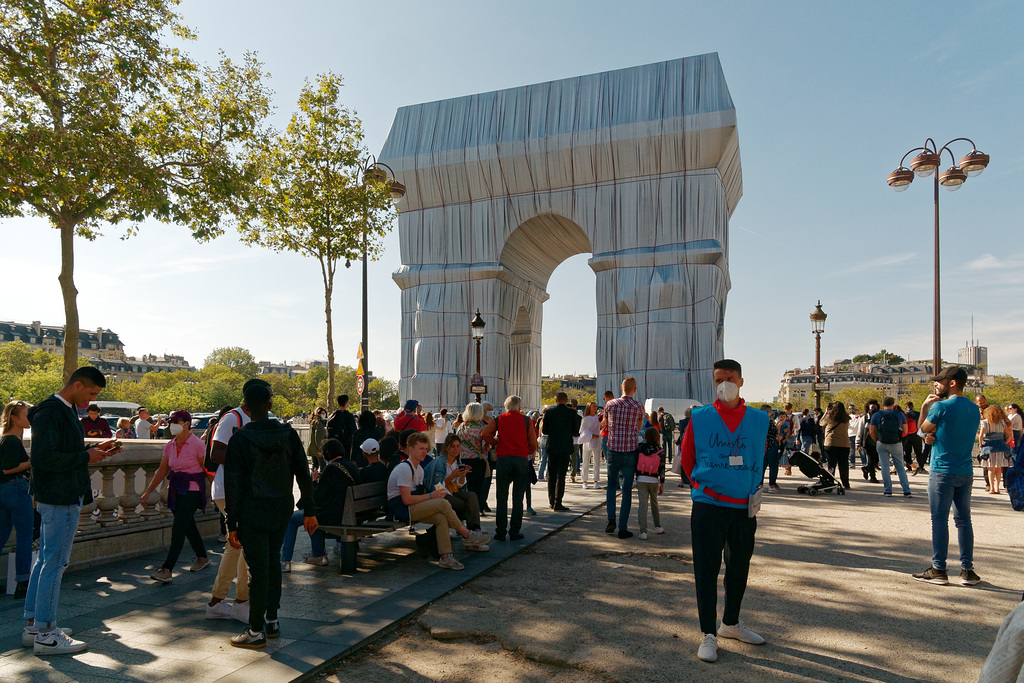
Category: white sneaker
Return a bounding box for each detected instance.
[697,633,718,662]
[593,482,603,489]
[465,530,491,546]
[22,626,72,647]
[280,561,291,573]
[639,532,648,540]
[438,555,465,571]
[717,620,765,645]
[582,483,590,489]
[654,526,665,534]
[205,601,235,620]
[304,555,329,566]
[465,543,490,552]
[33,630,87,656]
[232,601,250,624]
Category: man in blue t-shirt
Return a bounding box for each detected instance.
[869,397,910,496]
[912,366,982,587]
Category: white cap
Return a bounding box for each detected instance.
[360,438,380,454]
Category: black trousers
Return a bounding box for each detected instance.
[162,490,207,570]
[465,458,487,506]
[824,446,850,488]
[862,442,879,480]
[495,457,529,536]
[547,452,570,506]
[239,524,287,633]
[904,434,924,468]
[691,501,757,635]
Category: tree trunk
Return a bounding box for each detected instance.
[58,217,80,383]
[322,257,335,411]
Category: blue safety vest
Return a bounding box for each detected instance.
[689,404,768,509]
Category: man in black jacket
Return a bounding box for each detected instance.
[25,367,118,655]
[225,382,316,649]
[326,394,356,457]
[542,393,581,510]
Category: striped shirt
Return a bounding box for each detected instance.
[604,395,645,452]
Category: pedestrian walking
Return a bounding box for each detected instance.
[870,397,911,497]
[635,427,665,540]
[979,405,1013,495]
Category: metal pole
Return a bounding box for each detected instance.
[814,331,822,412]
[361,205,370,413]
[933,171,941,375]
[474,337,482,403]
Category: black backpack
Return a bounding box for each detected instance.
[877,410,902,444]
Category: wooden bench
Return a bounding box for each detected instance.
[318,481,404,572]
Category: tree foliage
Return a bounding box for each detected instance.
[850,350,906,365]
[203,346,258,378]
[237,73,396,406]
[0,0,273,380]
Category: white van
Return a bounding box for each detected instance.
[75,400,141,419]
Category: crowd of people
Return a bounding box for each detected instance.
[0,360,1006,662]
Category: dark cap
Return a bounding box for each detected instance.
[404,399,419,412]
[169,410,192,423]
[930,366,968,384]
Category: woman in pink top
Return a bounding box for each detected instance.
[141,410,213,583]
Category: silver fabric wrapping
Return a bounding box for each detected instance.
[380,53,742,411]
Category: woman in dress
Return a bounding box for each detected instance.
[0,401,35,598]
[979,405,1013,494]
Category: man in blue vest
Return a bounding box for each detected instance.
[680,359,768,663]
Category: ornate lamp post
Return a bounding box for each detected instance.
[470,310,486,403]
[887,139,989,375]
[354,155,405,411]
[810,301,827,411]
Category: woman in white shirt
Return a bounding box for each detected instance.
[579,402,602,489]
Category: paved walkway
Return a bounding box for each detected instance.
[0,480,606,682]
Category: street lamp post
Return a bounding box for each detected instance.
[355,156,406,412]
[810,301,827,412]
[886,139,989,375]
[471,310,486,403]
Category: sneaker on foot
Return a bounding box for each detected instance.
[217,534,227,543]
[593,482,603,489]
[33,630,87,656]
[639,532,648,540]
[233,601,250,624]
[527,507,537,515]
[205,601,236,620]
[697,633,718,662]
[190,556,211,572]
[230,629,266,649]
[438,555,465,571]
[280,561,291,573]
[654,526,665,534]
[770,484,781,491]
[465,530,491,546]
[150,567,172,584]
[582,483,590,489]
[903,492,912,497]
[304,555,329,566]
[960,569,981,586]
[605,520,616,534]
[882,492,892,497]
[465,543,490,552]
[22,626,72,647]
[617,529,634,539]
[509,532,525,541]
[717,620,765,645]
[912,567,949,585]
[265,620,280,639]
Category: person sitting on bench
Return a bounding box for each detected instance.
[423,434,487,551]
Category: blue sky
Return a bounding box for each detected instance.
[4,1,1022,402]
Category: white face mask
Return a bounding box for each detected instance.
[716,381,740,403]
[169,423,184,436]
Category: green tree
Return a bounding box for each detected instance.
[203,347,258,378]
[295,365,328,408]
[0,1,272,381]
[540,381,563,406]
[851,350,906,365]
[367,377,399,411]
[237,73,396,407]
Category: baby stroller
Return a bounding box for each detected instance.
[789,450,845,496]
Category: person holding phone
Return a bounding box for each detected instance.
[23,367,119,655]
[423,434,486,549]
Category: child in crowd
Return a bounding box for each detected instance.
[636,427,666,540]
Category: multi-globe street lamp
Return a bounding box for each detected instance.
[886,139,989,375]
[352,155,405,412]
[810,301,827,412]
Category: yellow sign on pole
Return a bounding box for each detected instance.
[356,344,364,361]
[356,360,364,376]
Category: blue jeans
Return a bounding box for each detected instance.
[606,449,637,531]
[763,443,780,487]
[281,510,328,561]
[927,473,974,571]
[537,436,548,479]
[0,478,34,581]
[24,500,81,629]
[876,441,910,494]
[800,435,815,454]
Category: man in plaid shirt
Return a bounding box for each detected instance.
[601,376,645,538]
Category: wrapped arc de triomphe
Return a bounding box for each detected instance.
[378,52,742,411]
